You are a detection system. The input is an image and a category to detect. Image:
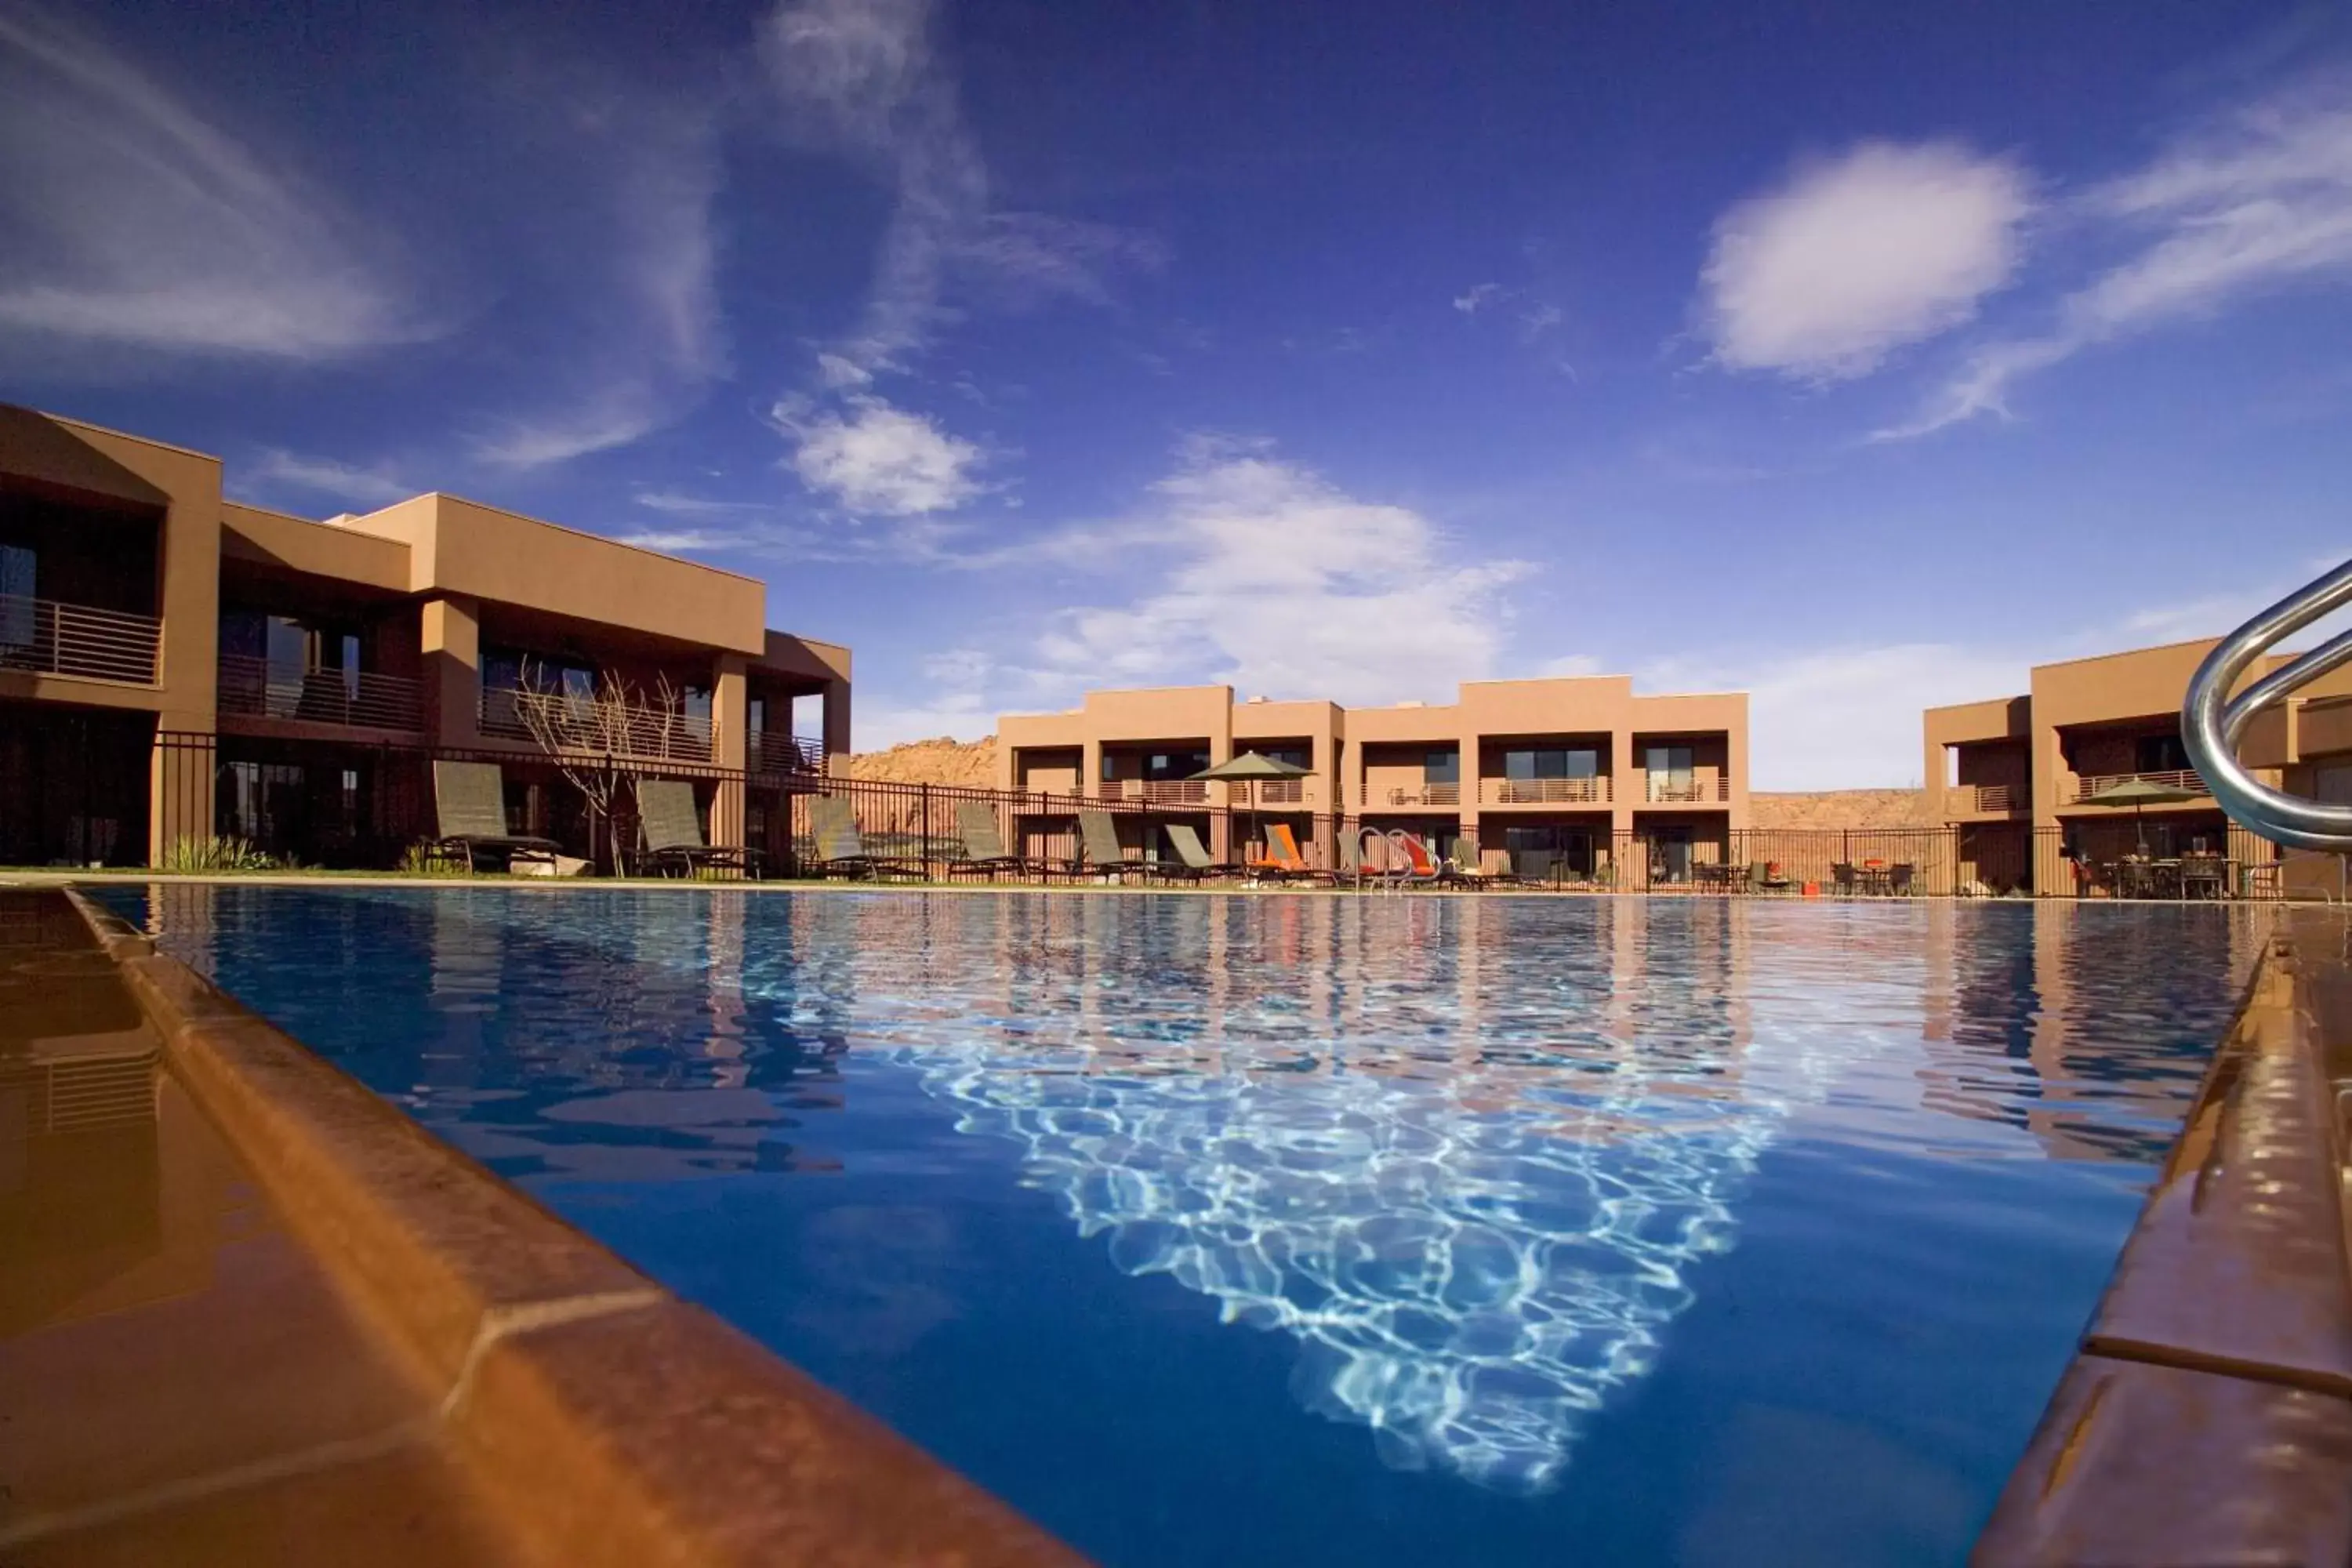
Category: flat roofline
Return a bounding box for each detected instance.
[1461,674,1633,685]
[350,492,768,589]
[44,411,220,464]
[1926,694,2027,716]
[2030,635,2230,673]
[224,497,330,527]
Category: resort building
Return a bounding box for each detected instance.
[996,676,1748,880]
[0,405,849,869]
[1924,637,2352,895]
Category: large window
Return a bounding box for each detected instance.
[1145,750,1209,781]
[1502,824,1596,879]
[1264,746,1310,771]
[0,543,34,649]
[1425,749,1460,785]
[1645,745,1694,801]
[1504,747,1598,780]
[2136,733,2190,774]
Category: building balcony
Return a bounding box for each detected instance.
[1258,779,1305,804]
[1641,777,1730,805]
[479,688,714,764]
[2067,768,2209,805]
[218,655,423,733]
[1098,779,1210,805]
[1380,783,1461,808]
[0,595,160,685]
[1483,776,1610,805]
[1947,782,2025,815]
[749,732,826,777]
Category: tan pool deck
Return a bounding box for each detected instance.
[0,885,1083,1566]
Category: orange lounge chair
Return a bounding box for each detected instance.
[1247,823,1328,884]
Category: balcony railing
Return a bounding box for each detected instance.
[0,595,159,684]
[1258,779,1305,804]
[1643,776,1730,804]
[1950,782,2023,814]
[1099,779,1209,805]
[1385,783,1461,808]
[1484,776,1610,805]
[218,655,422,732]
[480,687,713,763]
[750,732,826,776]
[2070,768,2210,805]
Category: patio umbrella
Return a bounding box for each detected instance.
[2086,775,2199,854]
[1189,751,1311,864]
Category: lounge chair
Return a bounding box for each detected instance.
[1745,860,1773,895]
[1163,823,1239,881]
[639,779,764,880]
[1449,847,1530,891]
[1071,809,1138,881]
[806,795,923,880]
[1391,832,1446,886]
[430,760,559,872]
[946,800,1026,880]
[1248,823,1330,884]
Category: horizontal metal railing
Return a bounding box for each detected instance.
[1258,779,1305,804]
[1483,776,1610,805]
[1949,782,2022,813]
[0,594,160,684]
[2068,768,2209,804]
[1384,783,1461,808]
[748,733,826,776]
[1642,776,1730,804]
[218,655,423,731]
[479,687,714,763]
[1099,779,1210,804]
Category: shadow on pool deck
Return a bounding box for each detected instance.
[0,890,524,1565]
[0,887,1086,1567]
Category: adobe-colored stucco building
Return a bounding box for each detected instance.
[1925,637,2352,894]
[0,405,848,869]
[997,676,1748,880]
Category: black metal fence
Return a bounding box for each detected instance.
[135,731,2296,899]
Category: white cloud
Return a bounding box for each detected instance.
[248,451,412,508]
[1454,282,1505,314]
[1883,75,2352,437]
[1702,140,2031,379]
[0,4,418,359]
[776,394,985,515]
[1032,439,1530,706]
[613,528,733,553]
[855,648,1002,748]
[956,212,1167,307]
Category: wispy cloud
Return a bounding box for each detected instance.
[249,450,413,508]
[760,0,1156,401]
[773,393,987,515]
[1701,140,2032,381]
[0,2,420,361]
[1879,73,2352,438]
[1453,282,1506,314]
[470,96,726,468]
[612,528,735,552]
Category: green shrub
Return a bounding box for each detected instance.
[397,841,470,877]
[158,835,279,872]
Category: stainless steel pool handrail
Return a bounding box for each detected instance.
[2182,557,2352,852]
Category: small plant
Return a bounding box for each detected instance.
[397,841,470,877]
[159,834,279,872]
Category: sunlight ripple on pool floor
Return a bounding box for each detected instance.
[842,927,1918,1491]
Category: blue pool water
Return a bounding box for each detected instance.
[113,886,2259,1566]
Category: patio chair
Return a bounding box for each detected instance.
[1830,862,1858,898]
[430,760,559,872]
[1249,822,1334,884]
[1073,810,1138,881]
[1163,823,1239,881]
[637,779,766,880]
[1886,862,1915,896]
[946,800,1026,880]
[806,795,923,881]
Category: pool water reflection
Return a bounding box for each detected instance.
[114,887,2262,1566]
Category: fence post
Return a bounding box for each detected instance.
[920,782,933,877]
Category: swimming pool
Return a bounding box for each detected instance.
[111,887,2261,1566]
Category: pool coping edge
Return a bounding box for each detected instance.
[61,885,1090,1568]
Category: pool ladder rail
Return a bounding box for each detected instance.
[1352,827,1440,894]
[2183,555,2352,853]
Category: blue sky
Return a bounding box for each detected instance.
[5,0,2350,785]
